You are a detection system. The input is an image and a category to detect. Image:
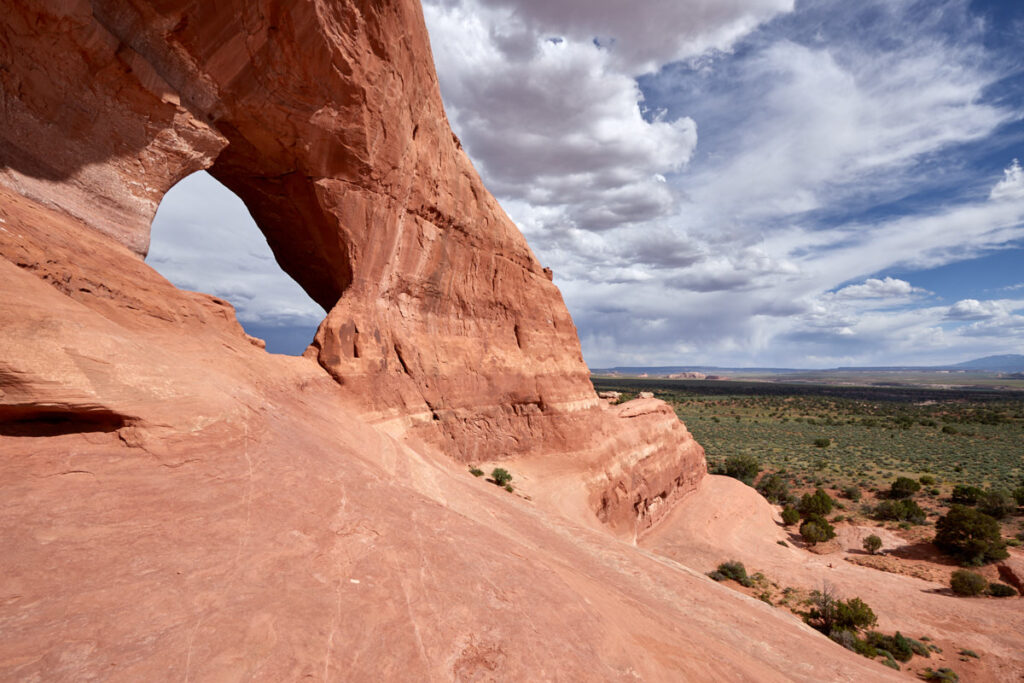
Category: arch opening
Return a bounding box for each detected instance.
[147,171,325,355]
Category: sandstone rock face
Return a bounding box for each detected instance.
[998,556,1024,595]
[0,0,703,534]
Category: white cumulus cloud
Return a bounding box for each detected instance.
[946,298,1009,321]
[424,1,712,233]
[834,277,927,299]
[990,159,1024,201]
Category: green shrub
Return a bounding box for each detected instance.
[950,569,988,596]
[1013,486,1024,507]
[469,467,484,477]
[879,655,900,670]
[935,505,1008,565]
[958,649,979,658]
[867,631,913,662]
[707,560,754,587]
[919,475,936,486]
[804,587,875,635]
[842,485,862,502]
[890,477,921,499]
[874,499,926,524]
[756,473,791,504]
[978,489,1016,519]
[721,454,760,486]
[504,484,514,492]
[813,438,831,448]
[863,534,883,555]
[799,488,834,518]
[851,636,878,658]
[834,597,877,632]
[921,667,959,682]
[987,582,1017,597]
[906,636,931,658]
[951,485,983,506]
[491,468,513,486]
[800,516,836,545]
[781,506,801,526]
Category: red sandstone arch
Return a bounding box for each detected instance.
[0,0,705,537]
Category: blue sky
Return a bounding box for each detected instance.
[149,0,1024,367]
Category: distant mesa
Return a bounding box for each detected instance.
[593,354,1024,376]
[951,354,1024,373]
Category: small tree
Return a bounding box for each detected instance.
[889,477,921,499]
[805,585,876,636]
[842,485,861,502]
[874,499,926,524]
[722,454,760,486]
[863,534,882,555]
[978,489,1016,519]
[951,484,984,506]
[491,468,513,487]
[935,505,1008,565]
[781,506,801,526]
[756,473,791,504]
[800,516,836,545]
[804,584,839,634]
[834,597,877,632]
[950,569,988,596]
[798,488,834,518]
[1013,485,1024,507]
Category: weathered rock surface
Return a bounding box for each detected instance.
[997,556,1024,595]
[0,0,914,679]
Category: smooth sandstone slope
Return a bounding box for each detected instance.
[2,0,902,679]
